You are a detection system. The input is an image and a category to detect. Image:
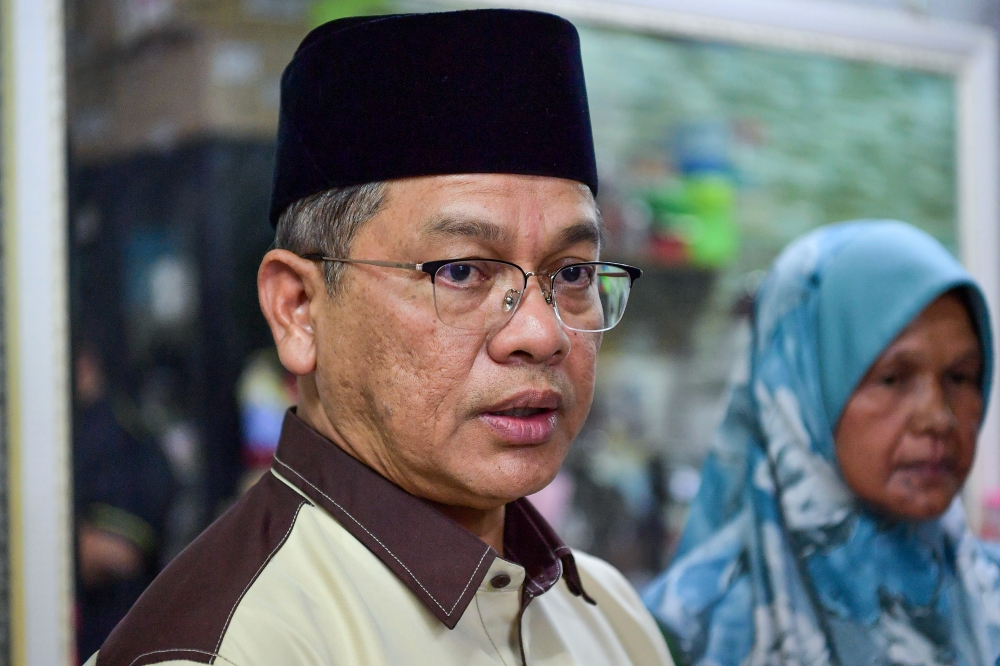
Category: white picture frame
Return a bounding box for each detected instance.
[3,0,73,663]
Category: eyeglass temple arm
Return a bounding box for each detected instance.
[606,264,642,283]
[299,255,423,271]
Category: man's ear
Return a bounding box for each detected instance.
[258,249,324,376]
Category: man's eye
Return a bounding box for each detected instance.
[444,263,476,283]
[558,265,593,286]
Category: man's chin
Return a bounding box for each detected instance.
[443,470,563,511]
[493,469,563,504]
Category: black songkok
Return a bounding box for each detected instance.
[268,9,597,225]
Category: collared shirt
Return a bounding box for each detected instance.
[88,411,672,666]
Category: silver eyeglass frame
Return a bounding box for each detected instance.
[299,254,641,333]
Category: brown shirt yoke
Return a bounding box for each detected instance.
[89,411,671,666]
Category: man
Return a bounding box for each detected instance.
[89,9,672,665]
[73,343,175,660]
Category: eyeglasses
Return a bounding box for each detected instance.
[300,255,641,333]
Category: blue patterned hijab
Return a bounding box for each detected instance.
[643,221,1000,666]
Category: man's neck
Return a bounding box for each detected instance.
[428,502,506,555]
[295,392,509,555]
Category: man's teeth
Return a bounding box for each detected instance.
[495,407,545,417]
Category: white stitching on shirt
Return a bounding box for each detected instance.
[212,501,307,656]
[126,647,241,666]
[274,455,492,616]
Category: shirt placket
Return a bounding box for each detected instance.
[475,558,528,666]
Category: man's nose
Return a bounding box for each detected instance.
[488,278,570,364]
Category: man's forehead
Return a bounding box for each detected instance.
[393,173,595,211]
[421,215,602,251]
[389,175,601,249]
[418,173,594,197]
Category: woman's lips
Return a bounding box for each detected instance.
[894,460,956,484]
[480,408,557,444]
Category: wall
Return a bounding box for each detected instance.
[815,0,998,27]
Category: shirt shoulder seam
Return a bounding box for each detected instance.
[212,499,308,656]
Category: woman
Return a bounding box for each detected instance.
[643,220,1000,666]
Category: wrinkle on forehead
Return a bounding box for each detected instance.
[396,174,601,256]
[422,215,600,251]
[421,173,590,195]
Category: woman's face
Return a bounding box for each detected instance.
[835,293,984,521]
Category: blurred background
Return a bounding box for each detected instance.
[4,0,986,660]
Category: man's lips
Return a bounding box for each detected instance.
[484,390,561,414]
[478,391,561,444]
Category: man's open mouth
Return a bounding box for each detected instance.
[480,392,562,444]
[489,407,553,418]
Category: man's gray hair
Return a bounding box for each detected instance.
[274,182,387,294]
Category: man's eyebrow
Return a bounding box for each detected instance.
[423,216,514,245]
[555,220,603,250]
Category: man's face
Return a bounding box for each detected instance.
[308,174,601,510]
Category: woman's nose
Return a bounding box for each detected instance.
[912,379,957,435]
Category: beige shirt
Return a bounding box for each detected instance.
[88,412,671,666]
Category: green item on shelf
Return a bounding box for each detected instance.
[310,0,386,25]
[642,174,739,267]
[683,174,739,267]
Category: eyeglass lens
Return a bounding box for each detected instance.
[431,260,633,332]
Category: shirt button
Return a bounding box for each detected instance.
[490,573,512,589]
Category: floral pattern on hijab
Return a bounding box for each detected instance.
[643,221,1000,666]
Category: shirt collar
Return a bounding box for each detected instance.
[271,410,593,629]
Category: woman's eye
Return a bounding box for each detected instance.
[876,368,909,387]
[869,362,914,389]
[948,371,979,386]
[880,374,899,387]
